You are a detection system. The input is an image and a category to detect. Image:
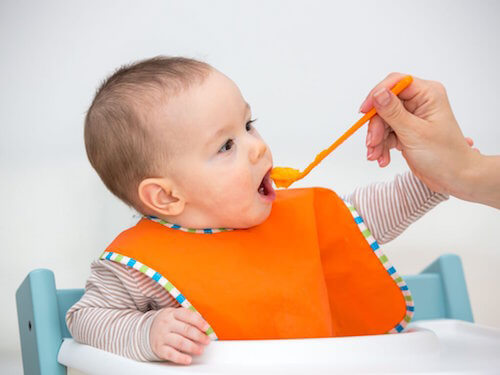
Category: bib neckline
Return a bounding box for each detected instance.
[144,215,235,234]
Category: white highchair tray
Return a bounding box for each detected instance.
[58,319,500,374]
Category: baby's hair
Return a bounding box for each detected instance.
[84,56,212,211]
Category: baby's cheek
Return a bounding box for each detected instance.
[222,174,253,203]
[234,172,255,194]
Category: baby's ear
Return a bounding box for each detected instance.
[138,178,185,217]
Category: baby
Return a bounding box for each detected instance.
[67,56,448,365]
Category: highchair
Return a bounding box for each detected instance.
[16,254,500,374]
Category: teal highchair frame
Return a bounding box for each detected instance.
[16,253,474,375]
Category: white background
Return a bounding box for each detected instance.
[1,0,499,370]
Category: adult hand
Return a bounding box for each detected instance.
[150,307,211,365]
[360,73,480,198]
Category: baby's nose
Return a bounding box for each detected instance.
[249,139,267,164]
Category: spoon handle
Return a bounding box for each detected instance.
[299,75,414,180]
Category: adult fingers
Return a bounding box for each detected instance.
[378,144,391,167]
[366,115,386,148]
[465,137,480,153]
[366,117,388,160]
[171,320,211,345]
[377,133,399,167]
[368,133,398,163]
[368,140,384,161]
[156,345,192,365]
[385,132,399,150]
[359,72,423,113]
[371,87,423,136]
[174,308,210,334]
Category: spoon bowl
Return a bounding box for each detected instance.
[270,167,301,188]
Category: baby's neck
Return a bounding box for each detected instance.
[145,208,230,231]
[145,215,234,233]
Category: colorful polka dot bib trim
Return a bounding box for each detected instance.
[103,201,414,339]
[145,215,234,234]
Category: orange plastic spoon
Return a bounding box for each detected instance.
[271,75,413,188]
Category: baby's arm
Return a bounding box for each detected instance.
[343,171,448,244]
[66,260,209,364]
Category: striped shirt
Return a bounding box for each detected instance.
[66,171,447,361]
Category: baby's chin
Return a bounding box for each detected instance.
[229,204,273,229]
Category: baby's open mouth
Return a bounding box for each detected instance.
[258,169,276,201]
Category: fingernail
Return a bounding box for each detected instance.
[359,100,367,113]
[366,133,372,146]
[373,88,391,107]
[378,156,384,165]
[367,147,373,159]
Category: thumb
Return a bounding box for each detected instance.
[372,87,422,135]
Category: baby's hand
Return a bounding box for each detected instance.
[150,307,211,365]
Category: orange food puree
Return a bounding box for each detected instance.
[270,167,301,188]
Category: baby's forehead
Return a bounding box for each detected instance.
[149,71,248,146]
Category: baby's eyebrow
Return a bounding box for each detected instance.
[206,102,252,147]
[208,127,228,147]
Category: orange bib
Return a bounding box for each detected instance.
[102,188,413,340]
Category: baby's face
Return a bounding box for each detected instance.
[153,70,275,229]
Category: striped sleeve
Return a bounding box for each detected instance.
[66,259,180,362]
[342,171,448,244]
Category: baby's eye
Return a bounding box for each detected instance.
[219,139,234,153]
[246,118,256,131]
